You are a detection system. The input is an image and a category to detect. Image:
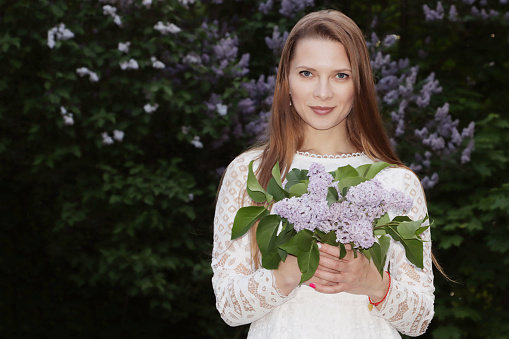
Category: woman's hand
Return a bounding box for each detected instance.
[312,243,390,306]
[272,255,303,296]
[273,253,339,296]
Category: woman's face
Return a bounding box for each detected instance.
[288,38,354,134]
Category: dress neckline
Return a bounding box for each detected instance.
[295,151,366,159]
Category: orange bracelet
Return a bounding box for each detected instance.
[368,271,391,307]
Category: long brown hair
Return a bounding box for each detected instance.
[248,10,403,265]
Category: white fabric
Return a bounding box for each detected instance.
[212,150,434,338]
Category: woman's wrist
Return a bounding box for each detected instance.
[273,257,301,295]
[368,271,391,304]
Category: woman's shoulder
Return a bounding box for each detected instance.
[377,165,423,192]
[225,148,264,175]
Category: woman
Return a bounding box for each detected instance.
[212,10,434,338]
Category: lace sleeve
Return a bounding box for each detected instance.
[373,168,435,336]
[211,151,295,327]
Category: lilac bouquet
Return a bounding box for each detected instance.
[231,161,429,283]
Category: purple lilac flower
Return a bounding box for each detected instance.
[383,34,398,48]
[279,0,314,17]
[259,0,274,15]
[423,2,445,21]
[461,121,475,138]
[461,140,475,163]
[265,26,289,55]
[490,9,500,17]
[449,5,458,21]
[421,172,439,190]
[273,163,412,249]
[480,9,489,19]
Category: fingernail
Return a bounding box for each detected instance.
[317,243,322,249]
[309,283,316,289]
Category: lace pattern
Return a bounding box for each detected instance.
[372,168,435,336]
[212,150,434,336]
[212,151,292,326]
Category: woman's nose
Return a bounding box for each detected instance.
[313,79,333,100]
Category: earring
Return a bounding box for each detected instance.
[289,94,292,106]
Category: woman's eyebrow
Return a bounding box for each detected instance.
[294,65,352,72]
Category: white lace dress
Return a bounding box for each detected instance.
[212,150,434,338]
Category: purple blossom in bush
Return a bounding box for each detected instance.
[480,8,489,19]
[423,2,445,21]
[416,73,443,108]
[461,122,475,138]
[423,133,446,150]
[265,26,289,55]
[449,5,458,21]
[421,173,439,189]
[490,9,500,17]
[461,140,475,163]
[213,37,239,62]
[279,0,314,17]
[259,0,273,14]
[237,98,256,115]
[463,0,476,5]
[383,34,398,47]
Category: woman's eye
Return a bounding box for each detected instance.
[336,73,349,79]
[299,70,312,77]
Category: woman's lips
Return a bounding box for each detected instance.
[309,106,335,115]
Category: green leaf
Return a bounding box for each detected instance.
[326,186,339,206]
[315,230,337,246]
[271,161,284,188]
[279,230,313,255]
[289,182,308,197]
[397,220,424,239]
[376,212,390,227]
[275,222,295,246]
[261,248,282,269]
[331,165,358,181]
[364,162,394,179]
[368,242,383,274]
[298,242,320,283]
[379,235,391,267]
[267,177,289,201]
[338,177,368,193]
[392,215,413,223]
[277,247,288,262]
[416,226,429,237]
[355,164,372,177]
[256,214,281,255]
[231,206,269,239]
[285,168,308,190]
[338,242,347,259]
[401,239,424,268]
[246,160,272,203]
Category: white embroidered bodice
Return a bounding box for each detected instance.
[211,150,434,338]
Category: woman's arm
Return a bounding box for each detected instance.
[311,168,434,336]
[211,151,298,326]
[370,168,435,336]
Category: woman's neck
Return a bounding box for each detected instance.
[299,126,358,155]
